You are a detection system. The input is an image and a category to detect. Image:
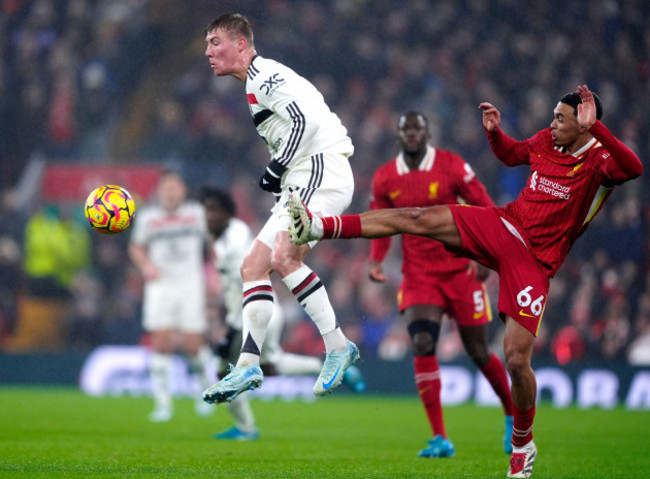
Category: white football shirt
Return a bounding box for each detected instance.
[245,55,354,170]
[130,201,208,284]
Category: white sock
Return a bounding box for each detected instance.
[237,280,274,367]
[282,265,347,352]
[149,352,172,411]
[187,346,214,390]
[275,352,323,375]
[227,394,256,432]
[513,440,535,453]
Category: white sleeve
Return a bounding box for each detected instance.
[252,66,320,169]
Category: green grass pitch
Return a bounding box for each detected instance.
[1,387,648,478]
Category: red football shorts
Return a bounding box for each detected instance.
[448,205,550,336]
[397,268,492,326]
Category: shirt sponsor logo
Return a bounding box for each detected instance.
[428,182,439,200]
[529,171,571,200]
[260,73,285,96]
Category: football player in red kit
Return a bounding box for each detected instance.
[369,112,514,458]
[289,85,643,478]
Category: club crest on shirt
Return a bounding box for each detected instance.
[271,137,284,154]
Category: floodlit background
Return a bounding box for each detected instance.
[0,0,649,405]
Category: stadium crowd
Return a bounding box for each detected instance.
[0,0,649,366]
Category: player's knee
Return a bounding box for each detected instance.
[270,248,301,276]
[407,319,440,356]
[505,349,529,382]
[240,255,270,282]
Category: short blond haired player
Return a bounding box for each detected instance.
[202,13,359,405]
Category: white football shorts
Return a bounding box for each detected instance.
[142,280,207,333]
[257,151,354,249]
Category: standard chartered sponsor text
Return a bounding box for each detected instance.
[538,176,570,200]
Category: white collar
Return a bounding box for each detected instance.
[396,145,436,175]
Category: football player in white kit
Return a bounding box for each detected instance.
[202,13,360,404]
[129,171,216,422]
[199,186,365,439]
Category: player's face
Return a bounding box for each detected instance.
[550,102,581,148]
[398,115,429,155]
[204,201,229,238]
[205,28,241,77]
[157,175,186,212]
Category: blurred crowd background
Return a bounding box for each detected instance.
[0,0,649,366]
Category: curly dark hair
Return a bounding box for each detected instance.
[559,91,603,120]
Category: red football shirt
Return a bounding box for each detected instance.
[370,145,494,276]
[488,120,643,277]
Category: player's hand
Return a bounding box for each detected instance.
[141,263,160,281]
[259,159,286,194]
[369,261,387,282]
[479,102,501,132]
[259,170,281,193]
[576,84,596,130]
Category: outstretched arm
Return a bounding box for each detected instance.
[576,84,643,182]
[479,102,530,166]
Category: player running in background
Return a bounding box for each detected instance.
[199,186,365,439]
[202,13,359,404]
[289,85,642,478]
[369,111,514,457]
[129,170,216,422]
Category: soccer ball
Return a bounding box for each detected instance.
[84,185,136,234]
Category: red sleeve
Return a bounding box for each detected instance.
[453,156,495,207]
[369,168,392,263]
[486,126,531,167]
[589,120,643,184]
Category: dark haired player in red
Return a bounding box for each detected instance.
[369,111,514,458]
[289,85,643,478]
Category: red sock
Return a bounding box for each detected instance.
[321,215,361,239]
[512,404,535,448]
[414,355,445,438]
[480,353,515,416]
